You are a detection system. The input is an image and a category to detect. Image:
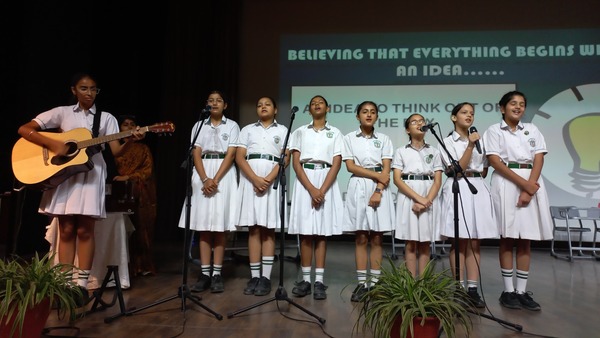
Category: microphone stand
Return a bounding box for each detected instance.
[227,107,326,324]
[114,109,223,322]
[427,126,522,332]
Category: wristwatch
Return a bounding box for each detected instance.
[374,188,382,194]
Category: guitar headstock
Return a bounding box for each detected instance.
[148,122,176,134]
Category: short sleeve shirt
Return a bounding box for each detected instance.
[439,131,488,172]
[392,143,444,174]
[342,129,394,167]
[237,120,288,156]
[483,120,547,163]
[191,116,240,153]
[288,121,343,164]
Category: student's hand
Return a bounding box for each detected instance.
[131,126,146,140]
[368,191,382,209]
[252,176,271,193]
[415,196,432,208]
[202,178,218,196]
[377,173,390,187]
[50,139,69,157]
[522,180,540,196]
[517,190,533,207]
[309,187,324,209]
[412,203,426,215]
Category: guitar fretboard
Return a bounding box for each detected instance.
[77,126,151,149]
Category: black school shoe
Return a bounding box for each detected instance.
[499,291,521,309]
[254,276,272,296]
[292,280,311,297]
[467,287,486,308]
[516,291,541,311]
[350,284,368,302]
[210,275,224,293]
[313,281,328,300]
[190,274,211,293]
[243,277,260,295]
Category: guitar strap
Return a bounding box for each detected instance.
[89,108,103,156]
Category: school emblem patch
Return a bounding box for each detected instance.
[528,138,536,147]
[274,136,281,144]
[373,140,382,148]
[426,154,433,164]
[222,133,229,141]
[327,131,334,138]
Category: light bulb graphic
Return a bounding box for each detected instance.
[565,114,600,197]
[535,83,600,199]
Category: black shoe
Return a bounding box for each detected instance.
[350,284,368,302]
[313,281,328,300]
[499,291,521,309]
[71,286,91,308]
[210,275,224,293]
[516,291,541,311]
[467,287,486,308]
[243,277,260,295]
[254,276,272,296]
[292,280,311,297]
[190,274,211,293]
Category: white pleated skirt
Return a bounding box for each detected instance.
[439,177,499,239]
[236,159,286,229]
[178,158,238,232]
[288,168,343,236]
[490,169,553,240]
[39,152,106,219]
[342,176,395,232]
[394,180,440,242]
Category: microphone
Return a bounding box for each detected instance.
[202,105,212,114]
[469,126,482,154]
[419,122,438,132]
[291,106,299,114]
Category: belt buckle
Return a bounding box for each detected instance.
[260,154,269,160]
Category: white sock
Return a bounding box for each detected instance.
[357,269,367,285]
[201,265,211,277]
[515,269,529,294]
[501,268,514,292]
[301,266,311,283]
[77,269,90,288]
[261,256,275,279]
[250,262,260,279]
[213,264,222,276]
[369,269,381,287]
[315,268,325,283]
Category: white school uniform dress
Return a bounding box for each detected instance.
[342,129,395,233]
[236,120,288,229]
[392,143,443,242]
[178,116,239,232]
[438,131,498,240]
[34,104,119,219]
[288,121,344,236]
[482,120,553,240]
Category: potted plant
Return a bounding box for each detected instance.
[0,252,80,338]
[355,259,473,338]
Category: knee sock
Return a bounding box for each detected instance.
[515,269,529,294]
[250,262,261,279]
[77,269,90,288]
[261,256,274,279]
[315,268,324,284]
[201,265,211,277]
[301,266,311,283]
[357,269,367,285]
[501,268,514,292]
[369,269,381,287]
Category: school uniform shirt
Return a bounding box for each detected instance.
[235,120,288,229]
[483,120,553,240]
[288,121,344,236]
[392,143,443,242]
[34,104,119,218]
[178,116,239,232]
[341,129,395,232]
[438,131,498,239]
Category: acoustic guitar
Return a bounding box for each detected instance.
[12,122,175,190]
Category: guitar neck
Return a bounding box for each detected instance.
[77,126,151,149]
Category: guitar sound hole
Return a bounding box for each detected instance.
[50,142,80,165]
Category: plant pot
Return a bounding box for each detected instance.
[0,298,51,338]
[390,316,441,338]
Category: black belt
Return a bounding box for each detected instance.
[366,167,383,172]
[507,162,532,169]
[402,174,432,180]
[303,163,332,170]
[446,171,482,178]
[247,153,279,162]
[202,153,226,159]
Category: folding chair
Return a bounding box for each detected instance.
[549,206,600,261]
